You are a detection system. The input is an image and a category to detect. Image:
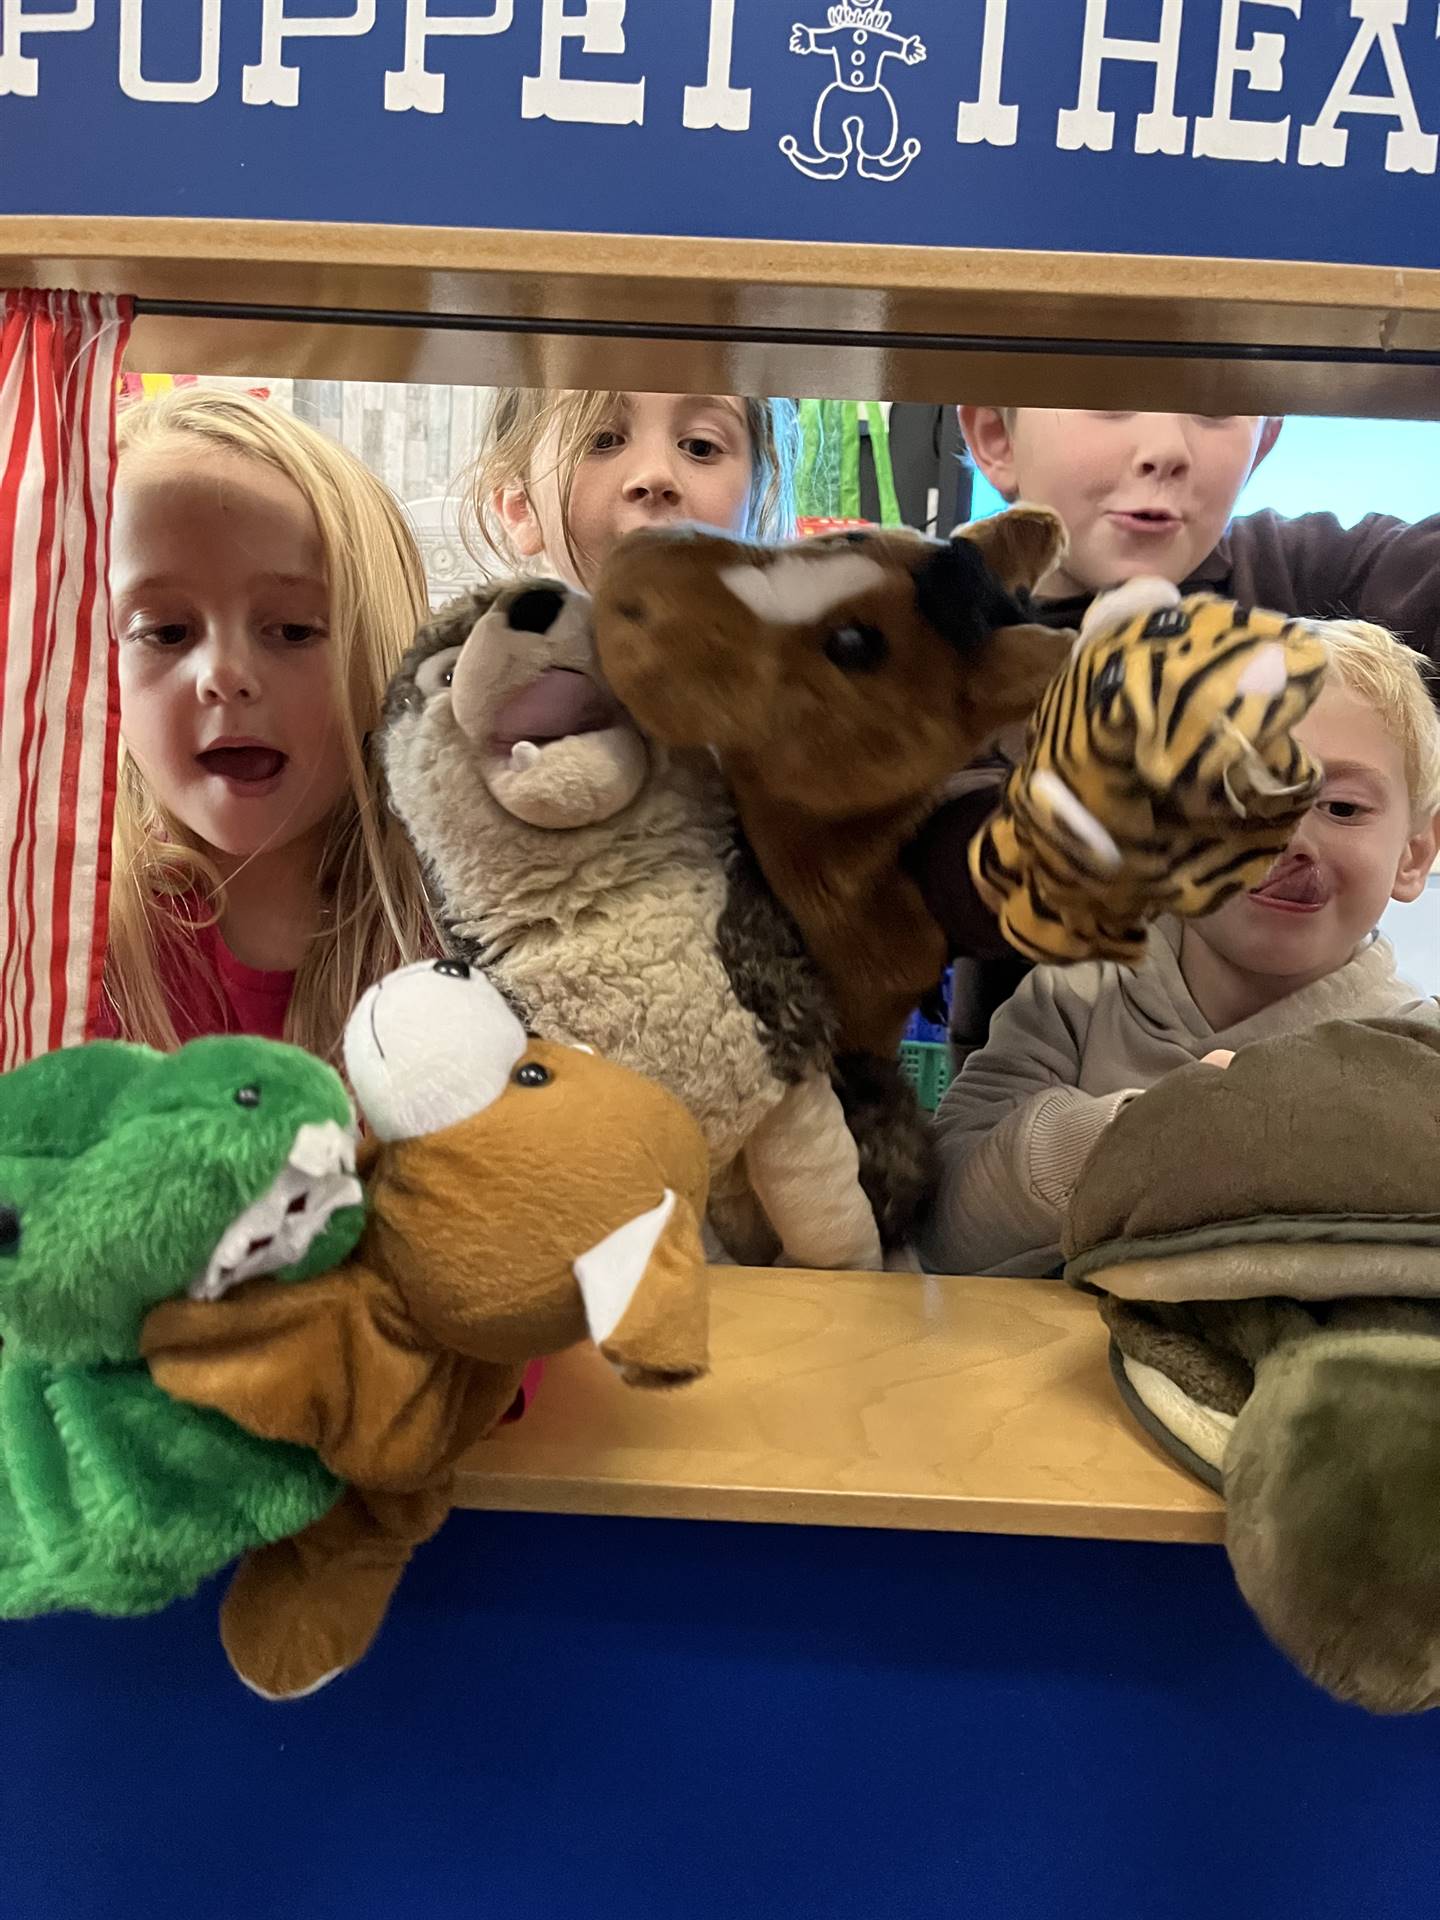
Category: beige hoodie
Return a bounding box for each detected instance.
[921,920,1437,1279]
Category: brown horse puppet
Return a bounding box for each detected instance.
[592,506,1072,1059]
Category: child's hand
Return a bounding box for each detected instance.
[1200,1049,1235,1069]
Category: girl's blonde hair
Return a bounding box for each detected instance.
[1316,619,1440,821]
[463,388,799,577]
[105,388,437,1064]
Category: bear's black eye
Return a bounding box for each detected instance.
[514,1063,551,1089]
[823,623,888,672]
[235,1086,261,1108]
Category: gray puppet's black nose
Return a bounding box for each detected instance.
[434,959,471,980]
[507,588,566,636]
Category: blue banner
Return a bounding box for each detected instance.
[4,1,1440,268]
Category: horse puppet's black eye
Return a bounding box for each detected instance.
[514,1063,551,1088]
[823,623,888,672]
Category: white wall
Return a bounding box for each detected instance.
[1382,873,1440,998]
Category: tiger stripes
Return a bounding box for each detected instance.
[969,593,1329,967]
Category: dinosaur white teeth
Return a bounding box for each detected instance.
[189,1120,363,1302]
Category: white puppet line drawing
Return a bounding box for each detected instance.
[781,3,926,182]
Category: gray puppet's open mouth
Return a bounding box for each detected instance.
[188,1121,362,1301]
[489,667,626,756]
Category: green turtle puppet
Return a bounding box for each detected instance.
[0,1035,364,1618]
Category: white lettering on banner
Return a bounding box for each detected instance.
[119,0,220,101]
[0,0,91,98]
[384,0,514,116]
[243,0,375,109]
[1298,0,1437,173]
[522,0,645,126]
[6,0,1440,201]
[957,0,1018,147]
[1057,0,1187,155]
[684,0,750,130]
[1194,0,1300,161]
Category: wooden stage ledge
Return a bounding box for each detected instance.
[455,1268,1223,1546]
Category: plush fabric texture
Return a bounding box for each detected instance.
[924,922,1425,1278]
[971,591,1328,966]
[1104,1294,1440,1714]
[379,578,919,1263]
[144,964,714,1700]
[0,1037,363,1620]
[1067,1021,1440,1713]
[1064,1014,1440,1294]
[593,510,1073,1058]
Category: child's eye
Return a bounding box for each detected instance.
[136,622,190,648]
[1321,799,1368,821]
[269,621,326,646]
[681,436,724,460]
[588,429,624,455]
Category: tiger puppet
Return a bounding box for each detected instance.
[971,576,1329,966]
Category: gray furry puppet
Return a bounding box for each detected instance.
[377,578,932,1268]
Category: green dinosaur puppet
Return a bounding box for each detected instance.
[0,1034,365,1619]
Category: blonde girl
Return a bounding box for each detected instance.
[100,388,437,1064]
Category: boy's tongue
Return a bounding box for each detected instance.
[198,745,287,783]
[1250,858,1327,906]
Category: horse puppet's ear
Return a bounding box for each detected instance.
[952,503,1068,595]
[967,622,1077,741]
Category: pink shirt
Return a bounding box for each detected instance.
[92,896,294,1044]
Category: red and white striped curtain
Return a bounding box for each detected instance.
[0,289,132,1070]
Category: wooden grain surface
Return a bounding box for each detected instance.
[454,1267,1225,1544]
[6,217,1440,416]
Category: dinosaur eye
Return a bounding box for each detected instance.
[514,1063,551,1088]
[234,1086,261,1108]
[824,623,887,672]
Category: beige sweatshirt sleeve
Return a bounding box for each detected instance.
[920,968,1139,1277]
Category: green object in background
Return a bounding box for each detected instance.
[795,400,903,529]
[899,1040,954,1114]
